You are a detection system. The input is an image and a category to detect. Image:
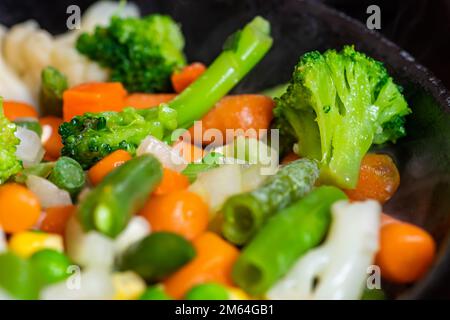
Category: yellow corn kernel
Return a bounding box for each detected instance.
[8,231,63,258]
[113,271,146,300]
[227,286,250,300]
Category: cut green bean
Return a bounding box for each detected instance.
[222,158,319,245]
[48,156,86,196]
[232,186,347,295]
[77,154,162,238]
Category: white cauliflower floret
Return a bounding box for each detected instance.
[0,1,140,108]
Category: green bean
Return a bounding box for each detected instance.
[222,158,319,245]
[118,232,195,282]
[232,186,347,295]
[77,154,162,238]
[48,156,85,196]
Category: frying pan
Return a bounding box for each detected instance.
[1,0,449,299]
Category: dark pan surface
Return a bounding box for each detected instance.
[1,0,449,299]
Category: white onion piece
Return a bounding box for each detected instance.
[137,135,187,172]
[65,217,114,270]
[26,175,72,208]
[114,216,150,256]
[14,127,44,168]
[241,165,269,192]
[195,164,243,212]
[0,228,7,254]
[268,200,381,300]
[40,267,114,300]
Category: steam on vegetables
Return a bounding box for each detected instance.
[0,1,436,301]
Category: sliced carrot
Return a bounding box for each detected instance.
[188,95,274,145]
[281,152,300,165]
[124,93,176,110]
[2,101,38,121]
[171,62,206,93]
[62,82,127,122]
[376,221,436,283]
[88,150,132,185]
[40,205,76,235]
[141,190,208,240]
[173,140,204,163]
[344,153,400,204]
[0,183,41,233]
[164,232,239,298]
[39,116,64,159]
[153,168,190,196]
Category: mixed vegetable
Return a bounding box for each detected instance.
[0,1,438,300]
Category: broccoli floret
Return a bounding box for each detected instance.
[62,16,273,169]
[60,105,177,169]
[76,15,186,93]
[274,46,411,188]
[0,98,22,184]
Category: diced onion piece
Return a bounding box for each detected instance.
[14,127,44,168]
[65,217,114,269]
[195,164,243,212]
[241,165,268,192]
[188,179,210,205]
[211,136,279,175]
[114,216,150,256]
[40,267,114,300]
[268,200,381,300]
[137,135,187,172]
[26,175,72,208]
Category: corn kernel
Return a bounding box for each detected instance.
[227,286,250,300]
[113,271,146,300]
[8,231,63,258]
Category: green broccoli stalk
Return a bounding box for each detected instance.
[76,14,186,93]
[274,46,411,188]
[0,98,22,184]
[61,16,272,169]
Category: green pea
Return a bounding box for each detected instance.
[139,285,172,300]
[30,249,72,286]
[0,252,39,300]
[48,156,85,196]
[185,283,230,300]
